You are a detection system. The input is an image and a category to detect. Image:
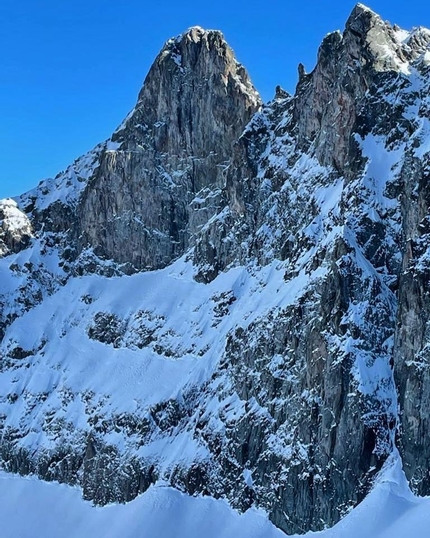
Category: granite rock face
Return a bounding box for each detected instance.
[20,27,260,272]
[2,4,430,536]
[394,101,430,493]
[293,4,430,173]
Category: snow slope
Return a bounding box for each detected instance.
[0,472,283,538]
[1,454,430,538]
[0,255,312,451]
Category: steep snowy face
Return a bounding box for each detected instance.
[2,4,430,537]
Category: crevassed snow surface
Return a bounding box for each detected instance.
[1,454,430,538]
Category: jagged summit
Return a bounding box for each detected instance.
[135,24,260,113]
[17,25,261,273]
[345,3,430,69]
[168,25,222,44]
[290,4,430,173]
[345,2,383,36]
[349,2,379,19]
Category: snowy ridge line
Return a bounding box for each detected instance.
[1,451,430,538]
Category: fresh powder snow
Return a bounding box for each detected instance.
[1,453,429,538]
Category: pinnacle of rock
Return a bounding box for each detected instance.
[74,25,261,271]
[345,2,386,41]
[136,24,260,115]
[350,3,379,19]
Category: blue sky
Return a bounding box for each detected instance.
[1,0,429,198]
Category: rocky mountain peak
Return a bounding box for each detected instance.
[291,3,430,173]
[17,26,261,273]
[345,3,380,33]
[345,3,430,71]
[344,2,395,68]
[78,26,261,271]
[126,25,260,155]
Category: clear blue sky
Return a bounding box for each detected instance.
[1,0,429,198]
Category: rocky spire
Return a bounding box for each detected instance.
[345,3,430,69]
[292,3,430,173]
[112,27,260,159]
[70,27,261,271]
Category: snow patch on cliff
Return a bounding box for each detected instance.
[18,142,105,212]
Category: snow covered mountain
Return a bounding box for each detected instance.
[1,3,430,535]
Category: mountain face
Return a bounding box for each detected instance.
[1,4,430,534]
[18,26,260,273]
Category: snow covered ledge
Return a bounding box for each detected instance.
[0,198,33,257]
